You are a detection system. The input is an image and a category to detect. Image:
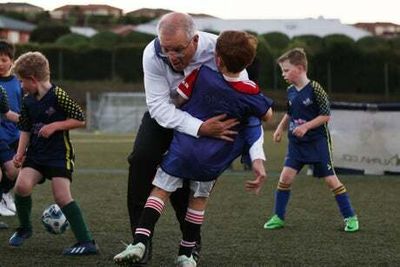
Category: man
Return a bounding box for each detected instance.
[126,12,242,265]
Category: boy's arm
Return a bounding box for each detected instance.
[292,115,330,138]
[38,87,86,138]
[293,82,330,138]
[241,120,267,195]
[14,131,30,168]
[38,119,85,138]
[245,158,266,195]
[273,114,290,143]
[5,110,19,123]
[261,107,273,122]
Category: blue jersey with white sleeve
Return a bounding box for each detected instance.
[160,66,273,181]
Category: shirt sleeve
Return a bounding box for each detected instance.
[241,117,266,162]
[0,86,10,114]
[143,44,203,137]
[17,100,32,132]
[55,87,85,121]
[312,81,330,116]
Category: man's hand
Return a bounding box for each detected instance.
[198,114,239,141]
[245,159,267,195]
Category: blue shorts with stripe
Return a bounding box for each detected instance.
[284,137,335,178]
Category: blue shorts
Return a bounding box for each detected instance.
[284,137,335,178]
[0,141,14,164]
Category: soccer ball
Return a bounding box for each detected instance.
[41,204,69,234]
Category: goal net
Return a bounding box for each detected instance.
[330,102,400,175]
[87,92,147,133]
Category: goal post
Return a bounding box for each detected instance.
[86,92,147,133]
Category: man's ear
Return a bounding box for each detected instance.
[193,34,199,44]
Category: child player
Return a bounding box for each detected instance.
[264,48,359,232]
[9,51,99,255]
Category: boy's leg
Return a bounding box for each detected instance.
[114,186,170,264]
[176,180,213,266]
[324,175,359,232]
[51,177,98,255]
[1,160,19,214]
[9,167,42,247]
[264,166,298,229]
[178,197,207,258]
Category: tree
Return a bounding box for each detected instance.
[356,36,390,52]
[290,35,323,55]
[261,32,290,51]
[121,32,156,45]
[56,33,90,48]
[30,24,71,44]
[90,31,121,49]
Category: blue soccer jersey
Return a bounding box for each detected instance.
[160,66,273,181]
[285,80,334,175]
[0,85,14,162]
[17,85,85,170]
[287,80,330,142]
[0,75,22,144]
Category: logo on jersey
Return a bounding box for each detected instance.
[327,163,332,170]
[45,106,56,116]
[302,98,313,106]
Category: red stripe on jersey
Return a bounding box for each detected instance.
[177,68,200,98]
[228,80,260,94]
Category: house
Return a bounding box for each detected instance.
[70,26,98,37]
[353,22,400,38]
[111,25,136,36]
[135,17,371,40]
[0,15,35,43]
[125,8,172,19]
[51,5,123,20]
[0,2,44,14]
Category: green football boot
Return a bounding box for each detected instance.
[344,215,359,232]
[264,214,285,229]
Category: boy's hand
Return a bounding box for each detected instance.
[292,124,308,138]
[245,159,267,195]
[38,123,58,138]
[13,153,25,168]
[273,128,283,143]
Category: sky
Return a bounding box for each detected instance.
[5,0,400,25]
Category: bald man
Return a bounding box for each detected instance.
[125,12,241,265]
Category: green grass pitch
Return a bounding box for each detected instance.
[0,131,399,266]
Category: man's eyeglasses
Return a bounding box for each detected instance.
[159,37,194,58]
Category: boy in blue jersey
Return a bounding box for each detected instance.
[0,84,20,224]
[114,31,273,266]
[0,40,23,218]
[9,51,98,255]
[263,48,359,232]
